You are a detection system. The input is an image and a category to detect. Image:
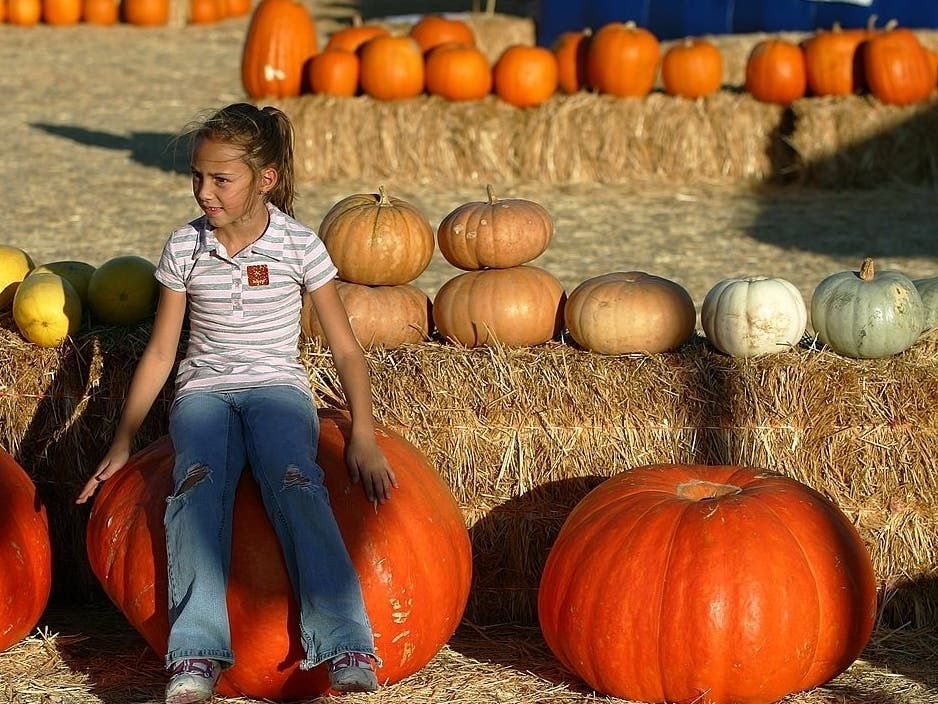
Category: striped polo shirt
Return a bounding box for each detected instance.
[155,202,337,402]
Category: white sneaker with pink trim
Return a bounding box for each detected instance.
[165,658,221,704]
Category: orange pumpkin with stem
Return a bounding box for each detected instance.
[862,23,936,105]
[425,42,492,101]
[661,38,724,98]
[539,463,877,703]
[745,38,807,104]
[802,22,870,96]
[493,44,559,108]
[587,21,660,97]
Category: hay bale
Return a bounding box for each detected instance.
[789,95,938,187]
[277,90,786,185]
[4,311,937,630]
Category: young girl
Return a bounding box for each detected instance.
[76,103,397,703]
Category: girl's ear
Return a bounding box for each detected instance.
[259,166,278,194]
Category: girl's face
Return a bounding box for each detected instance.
[190,137,274,233]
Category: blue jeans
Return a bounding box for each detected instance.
[163,385,376,670]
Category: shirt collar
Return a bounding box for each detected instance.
[192,202,285,261]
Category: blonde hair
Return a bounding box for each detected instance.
[186,103,297,217]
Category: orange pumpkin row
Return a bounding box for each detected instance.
[1,0,250,26]
[748,20,938,105]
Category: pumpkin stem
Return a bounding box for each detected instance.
[485,183,499,204]
[351,12,362,27]
[884,18,899,32]
[859,257,875,281]
[376,184,391,206]
[676,480,742,501]
[867,14,879,32]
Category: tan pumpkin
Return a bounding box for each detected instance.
[701,276,807,357]
[432,265,566,347]
[563,272,695,355]
[437,184,553,270]
[317,185,435,286]
[241,0,318,99]
[301,281,433,349]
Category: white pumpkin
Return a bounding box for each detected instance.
[701,276,807,357]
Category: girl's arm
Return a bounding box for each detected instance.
[307,279,398,504]
[76,285,187,504]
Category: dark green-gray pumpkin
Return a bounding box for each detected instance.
[810,258,924,359]
[912,276,938,331]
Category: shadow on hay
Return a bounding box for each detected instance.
[29,122,188,175]
[752,101,938,259]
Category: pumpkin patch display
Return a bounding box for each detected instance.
[12,272,83,348]
[564,271,696,355]
[317,186,435,286]
[538,463,877,704]
[701,275,807,357]
[436,185,553,270]
[302,281,432,349]
[0,244,35,309]
[241,0,318,99]
[86,409,472,701]
[811,257,924,359]
[913,276,938,331]
[86,254,158,326]
[433,265,566,347]
[0,448,52,653]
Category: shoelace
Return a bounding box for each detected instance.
[170,659,217,679]
[329,652,375,673]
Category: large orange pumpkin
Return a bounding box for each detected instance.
[241,0,319,99]
[436,184,553,270]
[425,43,492,101]
[802,22,869,96]
[86,410,472,701]
[432,265,566,347]
[317,186,435,286]
[308,48,360,97]
[538,464,878,704]
[0,449,52,653]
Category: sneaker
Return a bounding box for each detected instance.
[165,658,222,704]
[328,651,379,693]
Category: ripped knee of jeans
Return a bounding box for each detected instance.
[175,463,210,495]
[282,465,312,490]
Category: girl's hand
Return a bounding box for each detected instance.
[345,436,398,505]
[75,446,131,504]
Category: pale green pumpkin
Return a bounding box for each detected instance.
[810,258,924,359]
[912,276,938,331]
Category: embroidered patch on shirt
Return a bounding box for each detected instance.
[246,264,269,287]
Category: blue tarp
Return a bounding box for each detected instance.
[537,0,938,47]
